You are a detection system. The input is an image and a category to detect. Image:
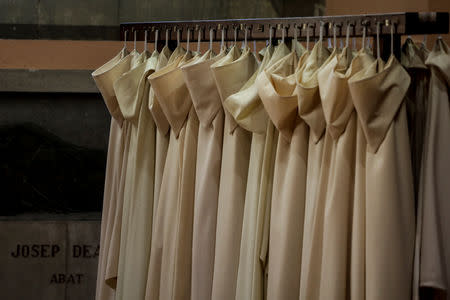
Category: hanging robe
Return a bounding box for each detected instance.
[181,49,226,300]
[417,38,450,300]
[316,47,375,300]
[295,42,332,300]
[148,45,173,226]
[349,55,415,300]
[113,49,159,300]
[223,43,283,300]
[146,47,200,300]
[400,38,432,300]
[210,46,257,300]
[91,48,131,300]
[401,38,430,193]
[256,48,309,300]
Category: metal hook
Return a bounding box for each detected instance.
[333,23,337,49]
[197,27,202,53]
[306,24,311,51]
[221,26,225,50]
[123,30,128,49]
[176,28,181,47]
[269,26,273,45]
[345,23,351,48]
[281,25,287,43]
[186,28,191,52]
[155,29,159,51]
[209,28,213,51]
[144,30,148,52]
[133,29,137,51]
[165,28,169,47]
[244,26,248,48]
[376,22,381,59]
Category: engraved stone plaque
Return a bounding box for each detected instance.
[0,218,100,300]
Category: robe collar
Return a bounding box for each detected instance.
[318,48,374,139]
[296,43,332,142]
[257,51,299,142]
[426,38,450,86]
[91,48,131,126]
[181,49,226,126]
[148,46,172,135]
[349,56,411,152]
[148,47,197,137]
[211,46,258,133]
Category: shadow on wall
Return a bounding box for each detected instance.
[0,123,106,216]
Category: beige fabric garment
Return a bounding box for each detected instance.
[349,55,415,300]
[146,47,200,300]
[224,43,292,300]
[295,42,332,300]
[92,48,131,300]
[316,47,374,300]
[417,38,450,300]
[257,48,309,300]
[210,46,257,300]
[114,49,159,300]
[181,49,226,300]
[400,38,432,300]
[148,46,173,225]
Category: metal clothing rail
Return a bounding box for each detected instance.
[120,12,449,59]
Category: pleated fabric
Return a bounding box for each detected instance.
[148,46,173,225]
[114,49,159,300]
[210,46,257,300]
[417,38,450,300]
[146,47,200,300]
[316,47,374,300]
[296,42,332,300]
[224,43,293,300]
[349,55,415,300]
[181,49,226,300]
[256,48,309,300]
[92,48,131,300]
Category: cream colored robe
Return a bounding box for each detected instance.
[224,43,290,300]
[146,47,200,300]
[257,49,309,300]
[417,38,450,300]
[210,46,257,300]
[349,55,415,300]
[148,46,173,226]
[113,49,159,300]
[316,47,374,300]
[295,42,332,300]
[92,48,131,300]
[181,49,226,300]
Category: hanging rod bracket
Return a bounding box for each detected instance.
[119,12,449,42]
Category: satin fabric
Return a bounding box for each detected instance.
[148,46,173,226]
[181,49,226,300]
[296,42,332,300]
[224,43,294,300]
[349,55,415,300]
[92,48,131,300]
[210,46,257,300]
[316,47,374,300]
[115,52,152,289]
[146,47,200,300]
[257,47,309,300]
[114,49,159,300]
[418,38,450,300]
